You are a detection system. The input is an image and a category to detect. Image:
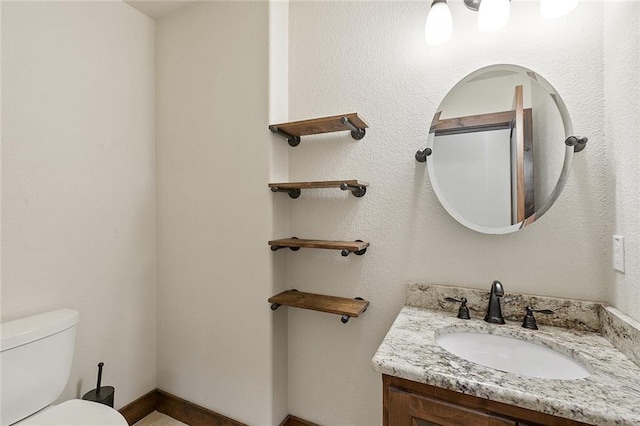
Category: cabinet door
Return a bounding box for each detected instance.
[387,386,517,426]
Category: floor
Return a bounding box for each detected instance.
[133,411,188,426]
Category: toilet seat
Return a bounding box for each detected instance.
[17,399,127,425]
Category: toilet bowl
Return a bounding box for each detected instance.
[16,400,126,425]
[0,309,128,426]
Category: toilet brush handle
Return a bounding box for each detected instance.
[96,362,104,394]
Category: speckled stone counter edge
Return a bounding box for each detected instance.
[407,283,640,368]
[601,305,640,367]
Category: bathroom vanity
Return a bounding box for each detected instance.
[383,375,587,425]
[372,284,640,426]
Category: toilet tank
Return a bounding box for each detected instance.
[0,309,80,426]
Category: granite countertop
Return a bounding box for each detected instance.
[372,285,640,426]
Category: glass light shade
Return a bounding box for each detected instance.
[478,0,510,32]
[425,1,453,46]
[540,0,579,19]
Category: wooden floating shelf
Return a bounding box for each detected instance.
[268,238,369,256]
[269,180,369,198]
[269,113,368,147]
[269,290,369,324]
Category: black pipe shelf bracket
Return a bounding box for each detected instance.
[270,288,299,311]
[341,297,368,324]
[341,240,368,257]
[339,182,367,197]
[269,237,301,251]
[565,136,588,153]
[269,126,301,147]
[268,113,368,147]
[340,116,366,140]
[415,147,432,163]
[270,186,302,199]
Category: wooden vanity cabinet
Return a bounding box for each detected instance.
[383,375,591,426]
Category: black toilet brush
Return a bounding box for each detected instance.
[82,362,115,408]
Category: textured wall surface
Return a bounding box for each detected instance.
[1,1,157,408]
[288,1,609,424]
[604,2,640,322]
[4,1,637,425]
[155,2,288,424]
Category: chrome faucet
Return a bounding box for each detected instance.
[484,280,506,324]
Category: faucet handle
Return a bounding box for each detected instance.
[522,306,554,330]
[445,297,471,320]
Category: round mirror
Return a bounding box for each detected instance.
[426,64,577,234]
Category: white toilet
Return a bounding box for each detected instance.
[0,309,128,426]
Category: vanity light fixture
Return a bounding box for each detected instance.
[424,0,453,46]
[425,0,580,45]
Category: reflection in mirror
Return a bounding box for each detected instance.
[425,64,580,234]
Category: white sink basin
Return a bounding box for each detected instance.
[435,331,590,380]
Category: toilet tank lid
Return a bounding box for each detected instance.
[1,309,80,352]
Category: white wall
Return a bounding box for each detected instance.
[1,1,157,408]
[269,2,291,422]
[3,2,638,425]
[155,2,288,424]
[288,1,609,424]
[604,2,640,321]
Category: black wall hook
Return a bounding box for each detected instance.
[565,136,588,153]
[415,148,432,162]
